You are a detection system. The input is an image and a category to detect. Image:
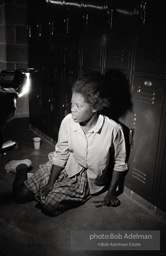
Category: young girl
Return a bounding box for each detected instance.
[5,72,128,216]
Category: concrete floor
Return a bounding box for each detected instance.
[0,118,166,256]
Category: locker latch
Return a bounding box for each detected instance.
[129,128,135,147]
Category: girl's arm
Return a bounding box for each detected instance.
[39,165,63,199]
[104,171,121,206]
[39,115,71,200]
[48,165,63,186]
[104,126,127,206]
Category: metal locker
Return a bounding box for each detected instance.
[47,67,63,140]
[125,76,165,202]
[29,69,48,134]
[134,1,166,74]
[82,34,104,72]
[47,33,65,139]
[63,68,80,117]
[105,0,135,72]
[156,142,166,212]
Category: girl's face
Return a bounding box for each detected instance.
[71,92,96,124]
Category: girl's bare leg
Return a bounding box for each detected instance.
[12,164,34,203]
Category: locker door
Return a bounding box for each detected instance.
[156,146,166,212]
[134,1,166,74]
[104,0,135,73]
[28,0,52,136]
[28,0,48,68]
[154,90,166,212]
[125,76,165,202]
[63,35,80,116]
[81,0,106,73]
[47,67,63,140]
[29,69,48,134]
[63,68,79,117]
[82,34,104,73]
[28,0,37,67]
[47,32,65,139]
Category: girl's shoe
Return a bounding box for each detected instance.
[4,159,32,173]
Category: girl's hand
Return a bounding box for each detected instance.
[104,192,120,207]
[39,184,53,200]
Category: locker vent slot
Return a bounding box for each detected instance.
[132,168,146,184]
[137,86,155,104]
[110,49,125,60]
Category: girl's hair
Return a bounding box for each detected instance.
[72,72,110,113]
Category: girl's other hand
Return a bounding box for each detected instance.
[104,192,120,207]
[39,184,53,200]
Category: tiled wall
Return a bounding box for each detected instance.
[0,0,28,69]
[0,0,29,118]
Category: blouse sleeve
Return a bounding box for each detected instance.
[48,117,70,168]
[112,126,128,172]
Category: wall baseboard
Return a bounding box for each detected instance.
[14,112,29,118]
[124,186,166,219]
[29,124,57,146]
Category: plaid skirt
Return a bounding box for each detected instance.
[24,161,90,216]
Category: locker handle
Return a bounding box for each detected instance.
[144,80,152,87]
[129,128,134,146]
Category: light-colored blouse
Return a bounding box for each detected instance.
[48,114,128,194]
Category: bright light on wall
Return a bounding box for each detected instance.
[18,73,31,98]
